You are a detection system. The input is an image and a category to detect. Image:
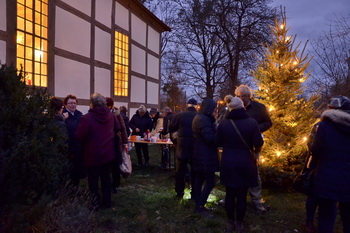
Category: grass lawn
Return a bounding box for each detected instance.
[91,145,343,233]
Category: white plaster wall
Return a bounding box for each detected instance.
[147,54,159,80]
[130,76,145,103]
[131,45,145,75]
[147,26,160,54]
[115,2,129,31]
[94,66,111,98]
[130,108,138,117]
[54,55,90,99]
[0,41,6,64]
[78,105,90,115]
[55,7,90,58]
[147,81,159,105]
[61,0,91,16]
[95,0,112,28]
[0,0,6,31]
[131,14,146,46]
[114,102,128,109]
[95,27,111,64]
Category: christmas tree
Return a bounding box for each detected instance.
[252,11,318,185]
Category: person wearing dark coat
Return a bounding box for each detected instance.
[106,98,129,193]
[216,97,263,232]
[76,93,121,209]
[63,94,86,186]
[120,106,130,137]
[192,98,219,217]
[161,107,175,138]
[129,105,153,166]
[169,98,198,198]
[235,84,272,213]
[310,96,350,233]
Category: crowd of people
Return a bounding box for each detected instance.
[49,85,350,233]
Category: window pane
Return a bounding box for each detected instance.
[34,74,40,86]
[34,62,40,74]
[25,34,32,46]
[26,0,33,9]
[26,73,33,85]
[25,20,33,33]
[25,60,32,72]
[17,4,25,18]
[42,15,48,27]
[41,75,47,87]
[17,44,25,58]
[17,17,25,30]
[25,47,33,59]
[25,7,33,20]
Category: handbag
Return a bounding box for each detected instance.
[119,149,132,178]
[230,120,256,160]
[292,154,315,194]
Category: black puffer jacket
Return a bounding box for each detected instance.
[169,107,197,159]
[129,110,153,137]
[192,98,219,173]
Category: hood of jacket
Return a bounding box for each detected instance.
[198,98,216,115]
[88,106,112,124]
[135,110,151,118]
[321,109,350,134]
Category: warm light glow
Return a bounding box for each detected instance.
[276,151,281,157]
[16,0,48,87]
[280,24,285,30]
[35,50,43,60]
[261,157,266,163]
[265,89,269,93]
[293,61,298,65]
[114,31,129,96]
[299,78,305,83]
[285,36,291,42]
[303,136,308,142]
[269,105,274,112]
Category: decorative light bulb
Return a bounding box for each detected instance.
[276,151,281,157]
[280,24,284,30]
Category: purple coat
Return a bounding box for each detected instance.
[76,106,121,167]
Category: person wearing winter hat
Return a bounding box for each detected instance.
[309,95,350,233]
[216,96,263,232]
[169,98,198,198]
[129,105,153,167]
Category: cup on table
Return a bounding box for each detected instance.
[136,136,141,141]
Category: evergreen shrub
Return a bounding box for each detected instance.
[0,65,70,232]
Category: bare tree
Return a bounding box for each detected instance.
[310,15,350,104]
[213,0,275,90]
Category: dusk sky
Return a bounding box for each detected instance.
[271,0,350,50]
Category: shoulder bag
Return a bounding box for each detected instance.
[230,120,256,160]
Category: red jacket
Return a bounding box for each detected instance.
[76,106,121,167]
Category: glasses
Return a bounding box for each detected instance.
[67,102,77,105]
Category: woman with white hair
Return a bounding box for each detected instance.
[216,96,263,232]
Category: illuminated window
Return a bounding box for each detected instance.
[114,31,129,96]
[16,0,48,87]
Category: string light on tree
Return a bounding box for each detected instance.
[251,8,319,185]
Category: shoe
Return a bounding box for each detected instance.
[254,203,267,213]
[305,220,315,233]
[225,220,235,232]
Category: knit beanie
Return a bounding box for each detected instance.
[227,96,244,111]
[138,105,147,113]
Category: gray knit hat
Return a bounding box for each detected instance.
[227,96,244,111]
